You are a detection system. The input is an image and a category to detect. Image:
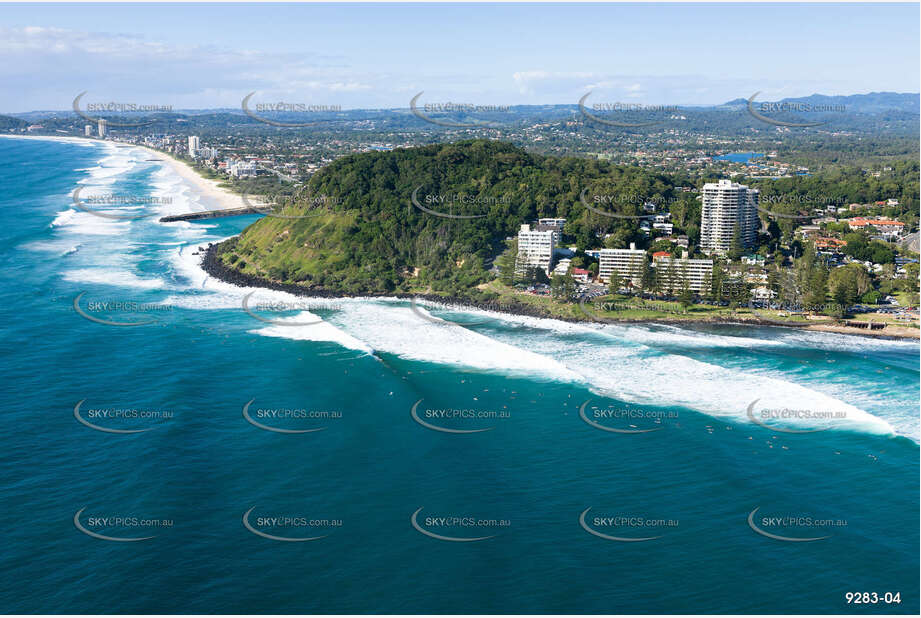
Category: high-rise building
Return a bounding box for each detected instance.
[188,136,200,157]
[598,243,647,286]
[84,125,92,137]
[516,224,557,275]
[700,179,759,254]
[97,119,107,138]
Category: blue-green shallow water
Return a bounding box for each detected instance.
[0,137,917,614]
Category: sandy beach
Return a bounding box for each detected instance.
[0,133,248,212]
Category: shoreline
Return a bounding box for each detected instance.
[0,133,250,212]
[201,241,919,340]
[5,134,917,341]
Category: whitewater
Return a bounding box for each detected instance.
[33,138,921,442]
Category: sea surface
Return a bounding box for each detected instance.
[0,137,918,614]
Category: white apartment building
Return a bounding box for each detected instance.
[652,252,714,293]
[598,243,647,286]
[84,125,92,137]
[188,136,200,158]
[538,218,567,233]
[226,159,258,178]
[517,224,557,274]
[700,179,759,254]
[97,119,107,137]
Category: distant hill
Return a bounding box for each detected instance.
[722,92,919,114]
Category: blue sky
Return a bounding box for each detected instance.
[1,2,918,112]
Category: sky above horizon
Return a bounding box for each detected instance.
[0,2,918,113]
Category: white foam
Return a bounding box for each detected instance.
[49,208,131,235]
[20,239,82,256]
[251,312,374,355]
[62,268,167,290]
[398,301,902,437]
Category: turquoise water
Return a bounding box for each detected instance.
[0,137,918,614]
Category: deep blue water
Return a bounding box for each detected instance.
[0,137,918,614]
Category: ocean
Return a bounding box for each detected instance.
[0,136,917,614]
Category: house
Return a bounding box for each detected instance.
[796,225,821,238]
[751,286,776,300]
[571,268,591,283]
[741,254,765,266]
[847,218,905,237]
[814,237,848,252]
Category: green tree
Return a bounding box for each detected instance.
[729,223,744,261]
[551,273,577,302]
[608,270,623,296]
[640,257,655,293]
[496,239,518,286]
[700,269,713,301]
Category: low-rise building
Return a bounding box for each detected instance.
[815,237,848,252]
[571,268,591,283]
[847,217,904,236]
[552,258,572,277]
[598,243,646,286]
[741,254,765,266]
[652,251,713,293]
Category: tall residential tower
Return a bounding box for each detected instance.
[700,179,759,254]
